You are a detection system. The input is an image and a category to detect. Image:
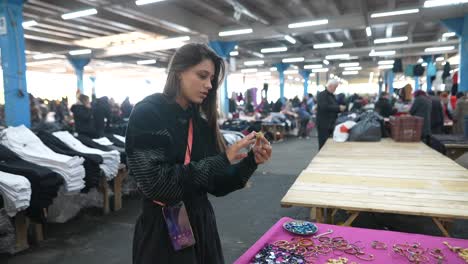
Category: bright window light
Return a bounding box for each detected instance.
[417,58,424,63]
[366,26,372,37]
[288,19,328,29]
[369,50,396,56]
[378,60,395,65]
[344,67,362,71]
[282,57,304,63]
[378,65,394,69]
[370,8,419,18]
[33,53,59,60]
[313,42,343,49]
[270,67,277,71]
[304,64,323,69]
[256,72,271,76]
[230,51,239,56]
[323,59,330,65]
[137,59,157,65]
[287,76,294,80]
[339,62,359,67]
[50,68,67,73]
[342,71,359,75]
[424,0,468,8]
[312,68,329,73]
[219,28,253,37]
[22,20,38,28]
[325,54,350,60]
[442,32,457,38]
[435,57,445,62]
[424,46,455,52]
[241,68,257,73]
[284,70,299,75]
[261,47,288,53]
[374,36,408,44]
[135,0,167,5]
[68,49,92,56]
[61,8,98,20]
[284,35,297,44]
[243,60,264,66]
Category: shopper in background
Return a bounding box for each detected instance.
[121,96,133,119]
[453,92,468,134]
[375,92,394,118]
[93,96,111,138]
[316,79,346,150]
[126,43,272,264]
[71,94,95,138]
[427,91,444,134]
[410,90,432,143]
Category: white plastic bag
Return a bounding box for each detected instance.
[333,121,357,142]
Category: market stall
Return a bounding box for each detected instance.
[281,139,468,237]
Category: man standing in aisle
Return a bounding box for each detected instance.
[316,79,346,150]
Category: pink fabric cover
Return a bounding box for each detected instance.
[235,217,468,264]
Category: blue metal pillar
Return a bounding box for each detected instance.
[0,0,30,127]
[442,15,468,92]
[209,41,237,115]
[68,57,91,94]
[387,70,395,96]
[415,77,419,91]
[275,63,290,103]
[300,70,311,97]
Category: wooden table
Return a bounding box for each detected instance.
[281,139,468,237]
[99,164,128,214]
[431,134,468,160]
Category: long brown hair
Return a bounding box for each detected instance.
[163,43,226,152]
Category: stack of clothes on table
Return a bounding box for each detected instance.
[0,172,31,217]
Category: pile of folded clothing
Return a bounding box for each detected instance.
[0,171,31,216]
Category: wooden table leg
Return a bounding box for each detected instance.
[316,208,324,223]
[433,218,451,237]
[330,209,339,225]
[100,176,110,215]
[342,212,360,226]
[113,171,124,211]
[33,223,44,243]
[310,207,316,221]
[14,212,29,252]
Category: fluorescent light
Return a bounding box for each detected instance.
[304,64,323,69]
[366,26,372,37]
[339,62,359,67]
[313,42,343,49]
[288,19,328,28]
[374,36,408,44]
[270,67,277,71]
[235,45,238,49]
[312,68,329,73]
[68,49,92,56]
[137,59,157,65]
[22,20,38,28]
[241,68,257,73]
[135,0,167,5]
[342,71,359,75]
[417,58,424,63]
[436,57,445,62]
[219,28,253,37]
[422,62,428,67]
[282,57,304,63]
[284,35,297,44]
[370,8,419,18]
[230,51,239,56]
[61,8,97,20]
[425,46,455,52]
[292,65,298,69]
[261,47,288,53]
[325,54,350,60]
[424,0,468,8]
[252,52,264,58]
[323,59,330,65]
[104,62,123,68]
[51,68,67,73]
[33,53,57,60]
[442,32,457,38]
[287,76,294,80]
[378,60,395,65]
[369,50,396,56]
[344,67,362,71]
[284,70,299,75]
[378,65,393,69]
[244,60,264,66]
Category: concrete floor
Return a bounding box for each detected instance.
[2,137,468,264]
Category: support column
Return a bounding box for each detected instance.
[0,0,30,127]
[425,58,433,92]
[275,63,290,103]
[415,76,419,91]
[300,70,311,97]
[387,70,395,96]
[316,73,320,86]
[378,76,383,96]
[442,15,468,92]
[209,41,237,116]
[68,57,91,94]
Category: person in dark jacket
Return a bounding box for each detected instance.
[375,92,395,118]
[71,94,95,138]
[93,96,111,138]
[121,96,133,119]
[126,43,272,264]
[427,91,444,134]
[316,79,345,150]
[410,90,432,142]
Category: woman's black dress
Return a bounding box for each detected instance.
[125,93,258,264]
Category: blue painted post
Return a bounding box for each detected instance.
[388,71,395,96]
[426,60,432,92]
[208,41,237,116]
[442,15,468,92]
[68,57,91,94]
[415,77,419,91]
[275,63,290,103]
[0,0,30,127]
[300,70,311,97]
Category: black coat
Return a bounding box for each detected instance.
[316,90,340,132]
[126,93,258,264]
[410,95,432,137]
[71,104,95,138]
[375,98,394,118]
[430,96,444,133]
[93,98,111,138]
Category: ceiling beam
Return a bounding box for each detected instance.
[223,0,270,25]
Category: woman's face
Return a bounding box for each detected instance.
[179,59,215,105]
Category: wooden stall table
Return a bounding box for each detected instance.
[431,134,468,161]
[99,163,128,214]
[281,139,468,237]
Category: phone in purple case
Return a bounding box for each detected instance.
[162,201,196,251]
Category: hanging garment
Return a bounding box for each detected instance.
[405,64,415,77]
[442,62,451,81]
[427,62,437,77]
[413,64,425,76]
[392,58,403,73]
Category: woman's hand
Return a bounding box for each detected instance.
[225,132,256,164]
[253,135,272,165]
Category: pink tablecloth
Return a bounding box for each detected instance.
[234,217,468,264]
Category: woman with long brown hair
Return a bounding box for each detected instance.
[125,43,272,263]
